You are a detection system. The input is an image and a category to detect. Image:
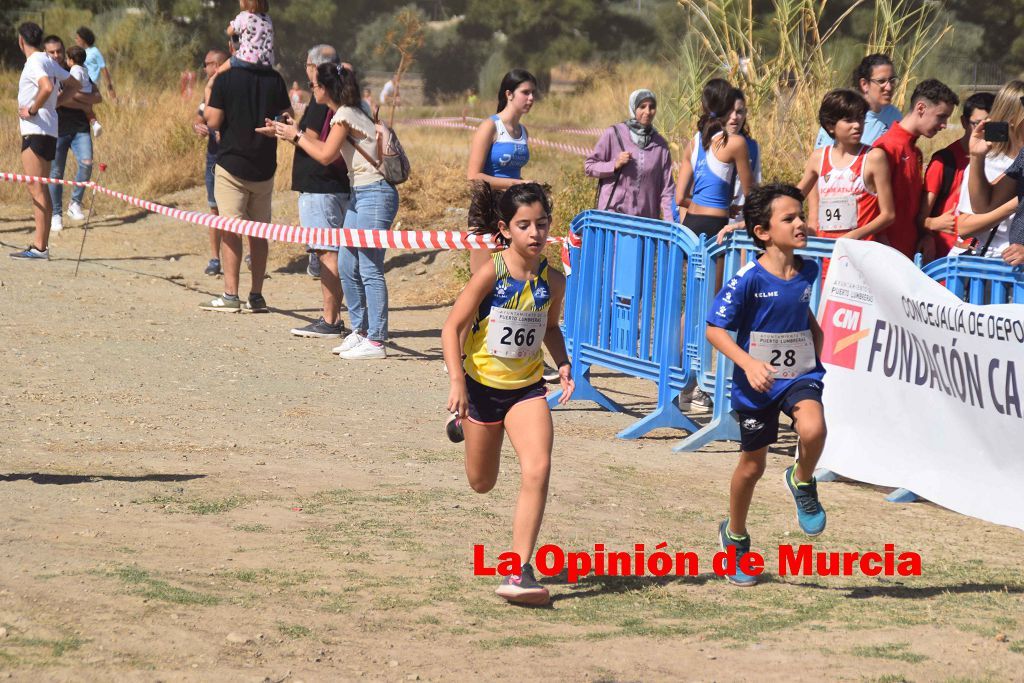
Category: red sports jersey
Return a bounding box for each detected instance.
[923,141,968,256]
[816,144,880,239]
[873,123,923,258]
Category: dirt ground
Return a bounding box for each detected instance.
[1,186,1023,682]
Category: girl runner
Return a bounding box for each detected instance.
[675,78,755,238]
[727,87,761,209]
[441,183,574,606]
[466,69,538,275]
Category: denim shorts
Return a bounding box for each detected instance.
[205,152,217,208]
[301,192,350,252]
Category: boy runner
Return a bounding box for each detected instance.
[706,183,828,587]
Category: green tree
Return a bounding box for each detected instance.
[945,0,1024,76]
[461,0,657,89]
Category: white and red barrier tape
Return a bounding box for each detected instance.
[405,117,601,138]
[400,119,592,158]
[0,172,573,252]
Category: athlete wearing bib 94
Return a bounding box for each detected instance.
[707,257,825,412]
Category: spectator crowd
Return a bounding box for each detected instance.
[12,21,1024,355]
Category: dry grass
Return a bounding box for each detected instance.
[0,77,202,211]
[1,0,958,236]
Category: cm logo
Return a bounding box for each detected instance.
[832,307,861,330]
[821,300,868,369]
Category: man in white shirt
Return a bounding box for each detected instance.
[12,22,80,261]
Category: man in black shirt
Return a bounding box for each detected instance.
[200,59,290,313]
[288,44,354,339]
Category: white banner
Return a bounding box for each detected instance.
[817,240,1024,530]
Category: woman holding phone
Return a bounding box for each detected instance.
[963,81,1024,258]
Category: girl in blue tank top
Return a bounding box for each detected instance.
[467,69,539,275]
[675,79,756,239]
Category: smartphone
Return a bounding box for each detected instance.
[274,113,290,123]
[984,121,1009,143]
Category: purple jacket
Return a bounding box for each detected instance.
[584,123,675,221]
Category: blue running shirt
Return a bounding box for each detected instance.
[706,257,825,411]
[483,114,529,179]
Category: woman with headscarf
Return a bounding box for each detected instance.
[585,88,675,220]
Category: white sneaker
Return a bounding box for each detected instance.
[332,331,365,355]
[340,336,387,360]
[67,201,86,221]
[50,215,63,233]
[91,120,103,138]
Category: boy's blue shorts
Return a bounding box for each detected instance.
[736,377,823,452]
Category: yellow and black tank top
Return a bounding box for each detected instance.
[464,253,551,390]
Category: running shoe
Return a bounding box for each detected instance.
[784,466,826,536]
[50,215,63,233]
[243,293,269,313]
[245,254,252,271]
[91,119,103,138]
[332,331,365,355]
[9,246,49,261]
[340,336,387,360]
[495,563,550,605]
[542,365,561,383]
[307,252,321,279]
[445,413,464,443]
[67,201,86,221]
[199,294,241,312]
[717,519,757,587]
[204,258,221,276]
[291,317,343,338]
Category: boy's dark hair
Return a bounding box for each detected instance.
[743,183,805,249]
[18,22,44,48]
[818,89,868,136]
[76,26,96,46]
[962,92,995,119]
[67,46,87,66]
[910,79,959,108]
[851,53,893,90]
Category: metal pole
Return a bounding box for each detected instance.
[74,163,104,277]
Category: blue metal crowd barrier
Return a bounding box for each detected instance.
[547,210,702,439]
[554,210,1024,455]
[922,254,1024,304]
[673,232,835,452]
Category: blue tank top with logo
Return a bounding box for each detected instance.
[483,114,530,179]
[690,132,736,210]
